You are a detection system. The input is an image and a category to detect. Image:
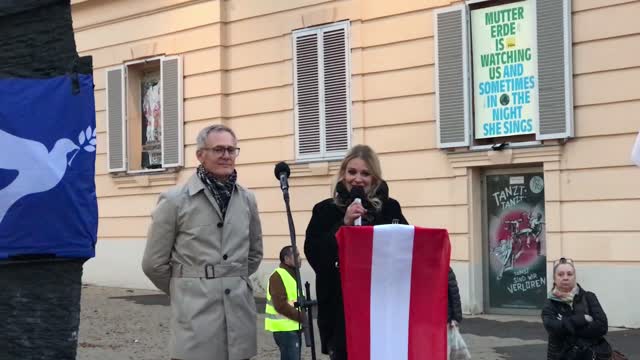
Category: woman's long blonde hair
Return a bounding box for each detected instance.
[333,145,383,210]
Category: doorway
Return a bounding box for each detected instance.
[483,168,547,314]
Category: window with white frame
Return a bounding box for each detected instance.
[105,56,183,173]
[434,0,573,150]
[293,21,352,161]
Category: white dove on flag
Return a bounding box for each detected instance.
[0,128,81,224]
[632,131,640,167]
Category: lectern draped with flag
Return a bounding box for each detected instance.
[337,225,451,360]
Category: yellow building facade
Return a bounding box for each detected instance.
[71,0,640,327]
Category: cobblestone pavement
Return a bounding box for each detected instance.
[77,286,639,360]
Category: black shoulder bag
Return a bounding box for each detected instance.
[582,294,628,360]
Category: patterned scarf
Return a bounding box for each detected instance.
[197,164,237,218]
[334,181,389,225]
[548,285,579,307]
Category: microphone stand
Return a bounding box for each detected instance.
[280,181,318,360]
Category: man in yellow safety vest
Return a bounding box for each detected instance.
[265,246,306,360]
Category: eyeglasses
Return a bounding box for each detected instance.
[553,257,574,266]
[201,146,240,157]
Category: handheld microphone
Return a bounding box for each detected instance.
[274,161,291,191]
[350,186,365,226]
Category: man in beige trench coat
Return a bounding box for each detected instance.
[142,124,263,360]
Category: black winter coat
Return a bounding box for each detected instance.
[541,285,609,360]
[304,182,407,358]
[448,268,463,323]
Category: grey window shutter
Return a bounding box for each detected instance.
[106,66,126,172]
[294,31,322,159]
[294,22,351,161]
[536,0,573,140]
[322,25,351,156]
[434,5,471,148]
[161,56,183,168]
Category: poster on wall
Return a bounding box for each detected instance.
[471,0,539,139]
[486,173,546,310]
[141,72,162,169]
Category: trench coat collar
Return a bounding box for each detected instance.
[187,173,205,196]
[186,172,232,219]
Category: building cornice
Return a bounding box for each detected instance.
[71,0,212,32]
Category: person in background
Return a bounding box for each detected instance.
[265,246,306,360]
[447,266,471,360]
[304,144,408,360]
[142,124,263,360]
[448,267,463,328]
[541,257,611,360]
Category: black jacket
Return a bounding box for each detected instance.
[448,268,463,323]
[541,285,609,360]
[304,182,407,357]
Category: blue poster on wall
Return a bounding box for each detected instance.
[0,74,97,259]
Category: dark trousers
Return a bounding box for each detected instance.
[329,340,348,360]
[328,303,348,360]
[273,331,301,360]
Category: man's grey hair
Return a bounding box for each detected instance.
[196,124,237,150]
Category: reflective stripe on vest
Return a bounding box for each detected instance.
[265,267,300,332]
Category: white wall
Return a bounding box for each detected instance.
[451,261,472,315]
[83,239,153,290]
[563,263,640,328]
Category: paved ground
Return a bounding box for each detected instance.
[77,285,639,360]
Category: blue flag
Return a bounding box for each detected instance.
[0,74,97,259]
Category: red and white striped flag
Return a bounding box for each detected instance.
[336,225,451,360]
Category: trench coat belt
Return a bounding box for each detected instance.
[171,263,248,279]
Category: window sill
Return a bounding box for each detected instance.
[111,168,179,189]
[446,142,562,173]
[289,160,342,178]
[293,155,345,164]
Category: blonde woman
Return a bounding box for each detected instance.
[304,145,408,360]
[541,258,612,360]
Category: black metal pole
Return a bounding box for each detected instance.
[281,186,317,359]
[305,281,317,360]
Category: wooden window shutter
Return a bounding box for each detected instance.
[536,0,574,140]
[161,56,183,168]
[434,5,471,148]
[322,24,351,156]
[293,22,351,160]
[106,66,126,172]
[294,31,322,159]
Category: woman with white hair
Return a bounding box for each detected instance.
[541,258,612,360]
